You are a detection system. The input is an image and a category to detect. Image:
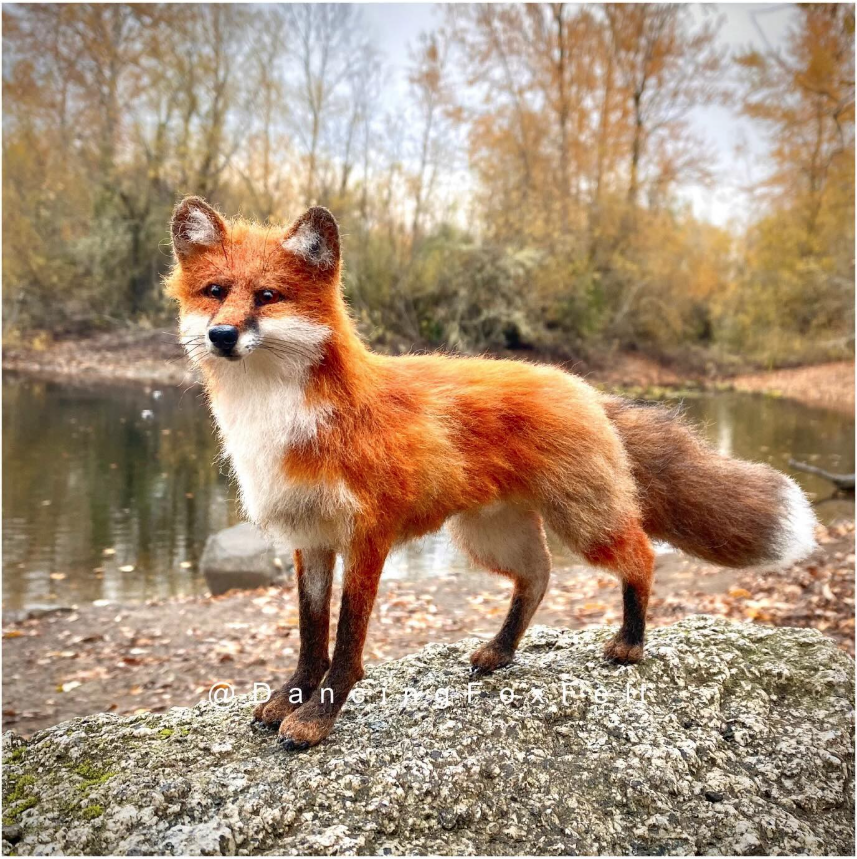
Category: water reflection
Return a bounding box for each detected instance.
[2,375,853,609]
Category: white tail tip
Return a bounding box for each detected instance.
[774,476,818,567]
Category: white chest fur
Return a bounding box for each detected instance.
[208,372,357,550]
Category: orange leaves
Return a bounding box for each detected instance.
[734,50,765,71]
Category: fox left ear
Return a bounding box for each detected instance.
[282,207,340,274]
[170,196,227,262]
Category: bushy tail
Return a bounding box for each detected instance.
[603,396,817,568]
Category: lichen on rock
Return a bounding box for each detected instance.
[2,616,854,855]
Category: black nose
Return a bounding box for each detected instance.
[208,325,239,352]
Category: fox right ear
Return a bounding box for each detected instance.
[170,196,227,262]
[282,207,340,274]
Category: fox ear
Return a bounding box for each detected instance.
[170,196,227,262]
[282,207,340,274]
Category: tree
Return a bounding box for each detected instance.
[406,30,459,247]
[2,2,850,370]
[283,4,377,206]
[728,4,855,360]
[604,4,723,212]
[736,3,855,245]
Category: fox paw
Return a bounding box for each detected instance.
[603,634,644,665]
[252,690,300,727]
[277,708,334,750]
[470,641,515,675]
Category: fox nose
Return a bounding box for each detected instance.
[208,325,239,353]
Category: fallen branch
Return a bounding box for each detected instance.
[789,459,855,492]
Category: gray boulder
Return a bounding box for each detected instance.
[2,616,854,855]
[199,523,292,596]
[3,604,76,625]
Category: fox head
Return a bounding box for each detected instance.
[165,196,346,375]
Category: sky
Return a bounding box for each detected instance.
[360,2,799,228]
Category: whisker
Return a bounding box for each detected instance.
[258,336,314,352]
[258,347,301,361]
[261,344,316,362]
[263,339,315,354]
[258,345,313,363]
[261,338,319,359]
[167,351,204,366]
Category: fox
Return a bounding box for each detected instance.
[166,196,818,749]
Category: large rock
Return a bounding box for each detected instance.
[199,523,292,596]
[2,617,853,855]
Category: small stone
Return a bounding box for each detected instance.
[2,825,22,844]
[199,523,293,595]
[705,790,725,803]
[15,604,75,622]
[438,809,457,830]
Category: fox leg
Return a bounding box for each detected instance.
[449,504,551,674]
[253,548,334,726]
[582,522,655,665]
[278,538,388,750]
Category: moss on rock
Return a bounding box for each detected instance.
[1,617,853,855]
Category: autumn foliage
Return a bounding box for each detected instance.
[2,3,854,368]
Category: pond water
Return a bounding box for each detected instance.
[3,374,853,610]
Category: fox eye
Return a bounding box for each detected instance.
[205,284,227,300]
[255,289,281,307]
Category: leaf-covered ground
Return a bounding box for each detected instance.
[731,361,855,414]
[2,522,853,738]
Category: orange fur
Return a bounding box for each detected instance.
[166,197,815,748]
[165,201,642,558]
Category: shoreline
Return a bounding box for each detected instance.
[729,361,855,415]
[2,330,195,390]
[4,332,854,412]
[2,521,854,738]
